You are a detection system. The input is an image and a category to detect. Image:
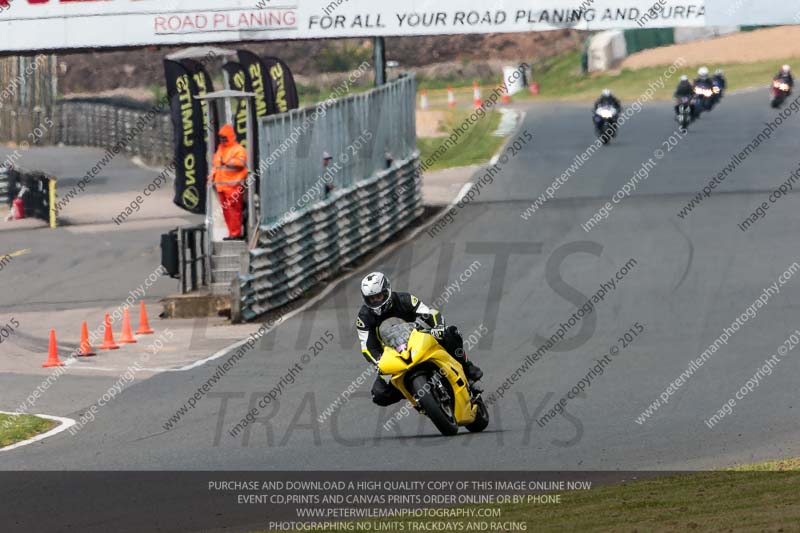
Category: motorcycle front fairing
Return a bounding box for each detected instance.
[378,330,477,425]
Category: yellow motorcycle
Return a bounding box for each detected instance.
[378,319,489,436]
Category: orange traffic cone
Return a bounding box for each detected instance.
[99,314,119,350]
[118,308,137,344]
[136,301,154,335]
[501,81,511,104]
[77,321,96,357]
[447,86,456,108]
[419,89,428,110]
[473,81,482,109]
[42,329,65,368]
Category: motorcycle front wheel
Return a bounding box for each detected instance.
[465,398,489,433]
[411,373,458,436]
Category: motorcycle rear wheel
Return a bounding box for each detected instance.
[598,127,613,144]
[411,373,458,436]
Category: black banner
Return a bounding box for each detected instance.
[222,61,250,147]
[263,56,300,112]
[181,58,218,147]
[164,59,207,214]
[237,50,277,122]
[237,50,282,195]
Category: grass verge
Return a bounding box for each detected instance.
[486,468,800,532]
[416,110,503,171]
[0,413,57,448]
[420,49,800,106]
[522,50,800,102]
[253,458,800,533]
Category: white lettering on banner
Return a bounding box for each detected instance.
[0,0,737,52]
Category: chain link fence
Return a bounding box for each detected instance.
[258,74,417,226]
[232,75,421,320]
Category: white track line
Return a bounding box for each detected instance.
[0,411,75,453]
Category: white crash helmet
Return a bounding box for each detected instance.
[602,88,612,97]
[698,66,709,78]
[782,64,791,74]
[361,272,392,315]
[680,75,689,81]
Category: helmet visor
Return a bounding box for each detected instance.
[365,290,389,308]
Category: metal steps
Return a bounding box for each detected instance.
[211,240,247,295]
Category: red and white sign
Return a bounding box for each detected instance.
[0,0,786,52]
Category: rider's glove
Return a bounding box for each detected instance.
[430,325,446,340]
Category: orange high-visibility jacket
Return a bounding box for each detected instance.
[212,142,248,193]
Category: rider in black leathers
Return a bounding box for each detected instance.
[774,65,794,89]
[674,75,695,118]
[593,88,622,113]
[593,89,622,139]
[694,66,713,91]
[355,272,483,407]
[692,67,714,116]
[712,69,727,91]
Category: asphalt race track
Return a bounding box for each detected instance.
[4,89,800,476]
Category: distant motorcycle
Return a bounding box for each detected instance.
[675,96,693,130]
[693,84,714,115]
[593,105,619,144]
[770,79,792,108]
[710,78,724,108]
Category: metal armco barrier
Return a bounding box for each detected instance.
[0,98,173,165]
[0,166,9,205]
[232,155,422,322]
[55,98,173,164]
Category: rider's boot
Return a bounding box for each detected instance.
[463,360,483,382]
[441,325,484,382]
[454,348,483,381]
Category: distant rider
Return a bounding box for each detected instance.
[694,66,713,90]
[355,272,483,407]
[674,75,694,99]
[594,88,622,114]
[593,88,621,139]
[674,75,695,115]
[774,65,794,89]
[692,67,715,115]
[712,69,727,91]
